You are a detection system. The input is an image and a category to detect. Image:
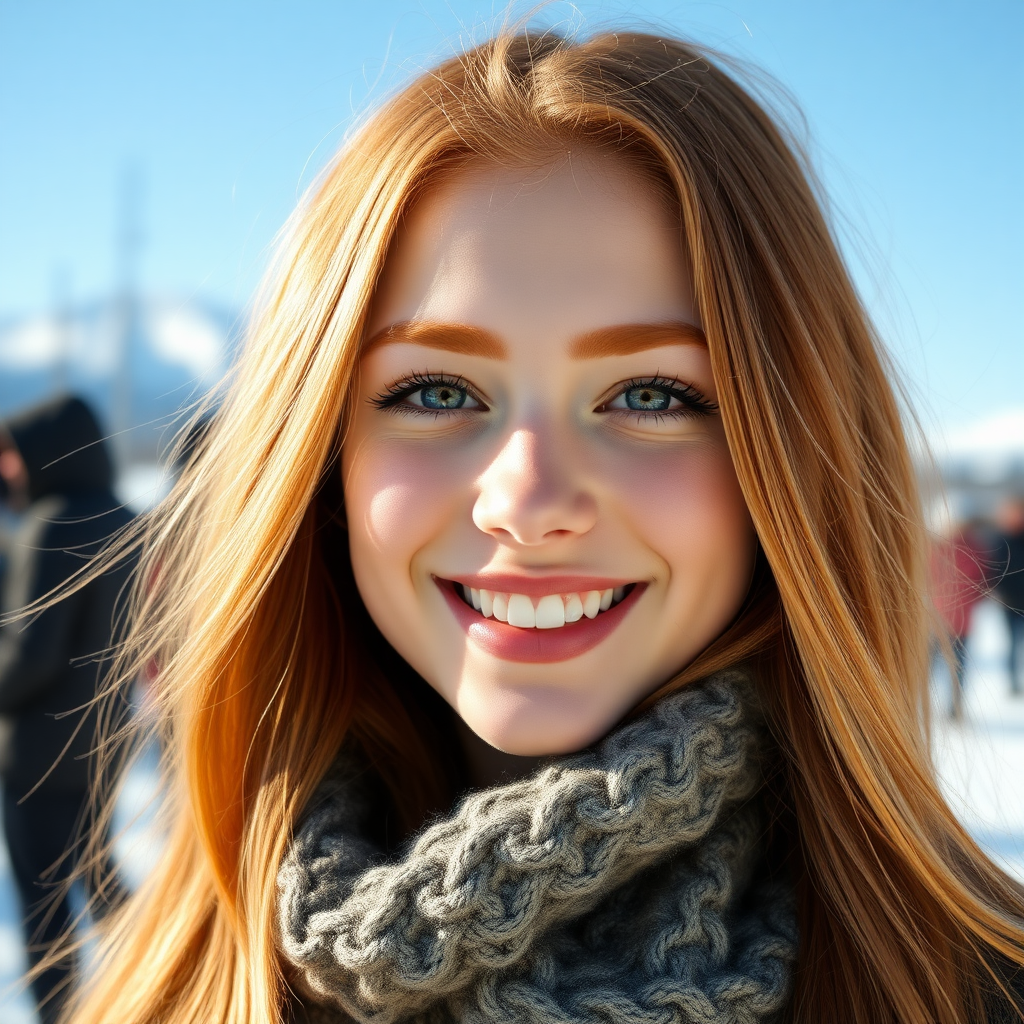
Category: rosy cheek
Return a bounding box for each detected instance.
[608,439,752,571]
[346,443,462,559]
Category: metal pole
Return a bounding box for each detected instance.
[112,164,143,468]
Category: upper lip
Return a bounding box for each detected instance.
[441,573,639,597]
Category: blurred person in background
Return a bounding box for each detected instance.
[0,395,134,1024]
[0,431,29,602]
[992,496,1024,696]
[930,519,989,720]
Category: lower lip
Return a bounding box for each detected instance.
[437,580,646,663]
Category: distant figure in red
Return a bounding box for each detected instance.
[930,522,989,719]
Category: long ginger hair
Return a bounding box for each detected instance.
[65,28,1023,1024]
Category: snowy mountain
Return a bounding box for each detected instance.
[0,296,239,464]
[926,410,1024,522]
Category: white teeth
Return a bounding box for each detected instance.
[460,584,633,629]
[507,593,536,628]
[535,593,566,629]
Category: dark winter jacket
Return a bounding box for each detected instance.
[993,527,1024,613]
[0,396,134,794]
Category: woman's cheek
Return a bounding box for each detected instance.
[607,436,754,588]
[346,440,462,562]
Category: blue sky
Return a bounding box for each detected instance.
[1,0,1021,434]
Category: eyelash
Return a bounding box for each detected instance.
[369,373,718,418]
[605,376,719,419]
[370,372,483,414]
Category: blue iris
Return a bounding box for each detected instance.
[420,384,467,409]
[624,386,671,411]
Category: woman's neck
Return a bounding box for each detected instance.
[454,715,545,789]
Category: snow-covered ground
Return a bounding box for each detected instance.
[931,599,1024,881]
[0,738,164,1024]
[1,600,1023,1022]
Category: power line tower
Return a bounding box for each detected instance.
[112,164,144,468]
[50,265,71,395]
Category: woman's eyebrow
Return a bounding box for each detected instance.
[363,319,706,360]
[364,321,508,359]
[568,322,707,359]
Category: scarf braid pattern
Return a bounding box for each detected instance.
[277,669,797,1023]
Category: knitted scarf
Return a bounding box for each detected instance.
[276,670,797,1024]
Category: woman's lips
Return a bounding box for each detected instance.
[436,577,646,663]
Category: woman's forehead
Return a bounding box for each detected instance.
[367,151,698,347]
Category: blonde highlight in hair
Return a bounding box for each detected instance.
[64,28,1022,1024]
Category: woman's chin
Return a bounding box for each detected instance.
[454,685,624,757]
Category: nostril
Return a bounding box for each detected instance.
[471,459,599,545]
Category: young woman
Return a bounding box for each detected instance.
[65,28,1023,1024]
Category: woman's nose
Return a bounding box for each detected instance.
[472,428,598,546]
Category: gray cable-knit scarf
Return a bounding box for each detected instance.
[277,669,797,1024]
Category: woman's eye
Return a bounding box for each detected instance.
[371,375,485,415]
[408,384,476,410]
[601,378,716,419]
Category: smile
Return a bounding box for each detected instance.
[435,576,646,663]
[456,584,632,629]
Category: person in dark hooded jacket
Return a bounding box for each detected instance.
[0,394,134,1024]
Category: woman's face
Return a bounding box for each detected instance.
[343,151,756,756]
